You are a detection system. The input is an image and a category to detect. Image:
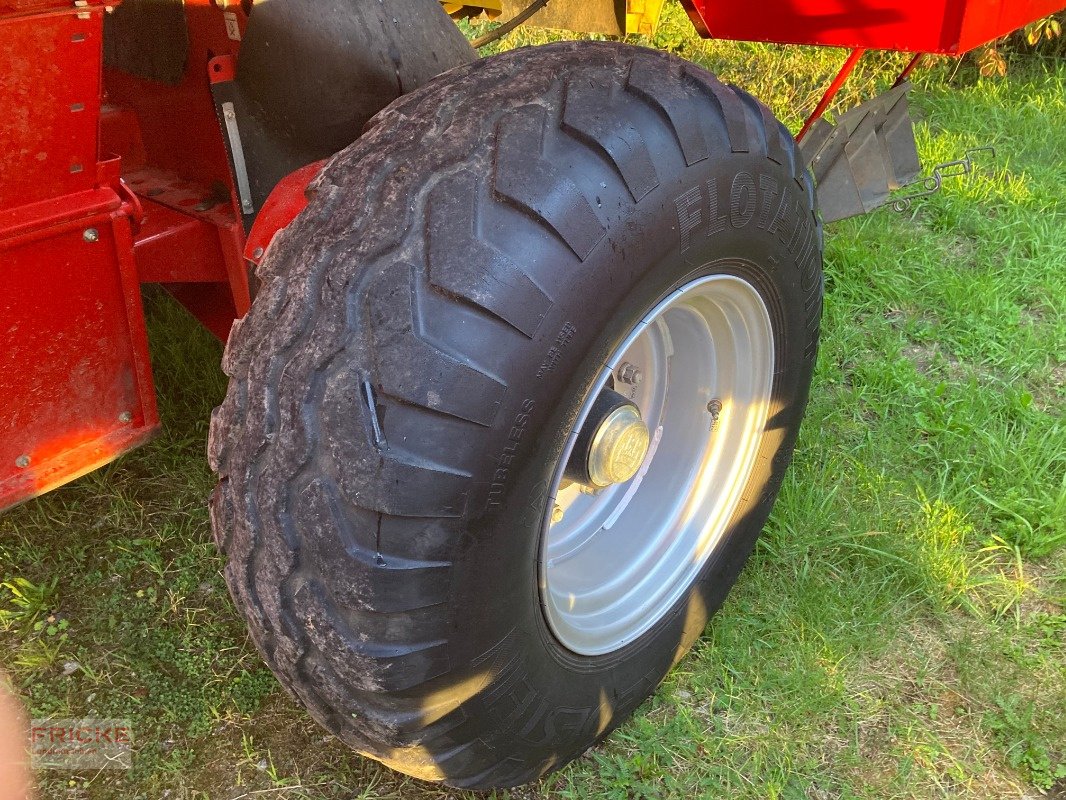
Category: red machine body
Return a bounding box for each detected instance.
[682,0,1065,53]
[0,1,156,509]
[0,0,249,509]
[0,0,1061,511]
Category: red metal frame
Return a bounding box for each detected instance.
[892,53,927,88]
[685,0,1065,141]
[0,2,160,510]
[797,47,867,141]
[681,0,1066,54]
[102,0,252,338]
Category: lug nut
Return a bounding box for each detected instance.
[83,228,99,243]
[15,454,30,469]
[617,362,642,386]
[551,504,564,524]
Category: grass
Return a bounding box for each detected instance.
[1,3,1064,797]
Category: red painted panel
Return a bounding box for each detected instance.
[682,0,1065,53]
[0,213,158,511]
[0,0,258,507]
[0,7,104,211]
[162,282,240,342]
[956,0,1063,51]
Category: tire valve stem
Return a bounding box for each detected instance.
[707,398,723,430]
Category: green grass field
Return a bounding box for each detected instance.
[1,4,1064,797]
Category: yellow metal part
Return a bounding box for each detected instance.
[625,0,665,36]
[441,1,502,18]
[444,0,663,35]
[587,405,650,487]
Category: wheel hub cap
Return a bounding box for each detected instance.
[587,403,650,488]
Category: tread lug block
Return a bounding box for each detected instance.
[294,580,451,693]
[364,265,505,427]
[561,76,660,201]
[296,478,452,613]
[493,105,607,261]
[624,58,710,166]
[320,367,472,517]
[427,172,552,338]
[685,68,751,153]
[735,89,790,166]
[209,480,235,555]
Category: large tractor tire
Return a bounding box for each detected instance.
[209,41,822,789]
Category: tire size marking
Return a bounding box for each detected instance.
[674,172,816,267]
[536,322,577,379]
[486,398,536,509]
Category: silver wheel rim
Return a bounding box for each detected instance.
[539,274,775,656]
